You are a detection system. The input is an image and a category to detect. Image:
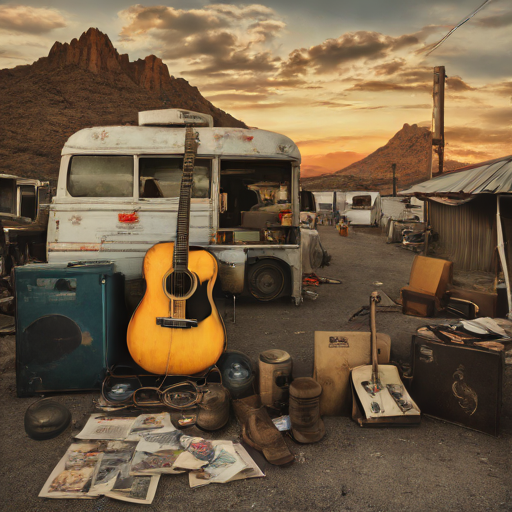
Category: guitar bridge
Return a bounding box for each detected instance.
[156,317,198,329]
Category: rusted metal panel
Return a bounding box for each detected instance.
[428,196,497,272]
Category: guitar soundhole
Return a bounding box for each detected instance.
[165,270,196,299]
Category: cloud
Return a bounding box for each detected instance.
[490,80,512,97]
[344,66,474,96]
[445,126,512,145]
[446,76,475,92]
[280,31,422,76]
[298,150,367,174]
[295,135,372,147]
[204,4,276,21]
[373,59,406,76]
[162,31,236,59]
[248,20,286,44]
[119,5,228,36]
[0,47,28,61]
[479,108,512,126]
[346,80,431,93]
[194,75,305,93]
[396,68,433,83]
[183,49,278,74]
[311,100,353,109]
[205,92,269,103]
[476,11,512,28]
[0,5,66,34]
[119,4,285,75]
[448,148,494,160]
[301,151,367,177]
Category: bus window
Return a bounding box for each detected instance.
[67,156,133,197]
[219,160,292,228]
[139,157,211,199]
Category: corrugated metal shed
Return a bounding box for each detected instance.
[429,196,497,271]
[399,155,512,317]
[400,155,512,197]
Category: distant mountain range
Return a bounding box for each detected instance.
[0,27,466,191]
[301,123,467,194]
[0,28,245,181]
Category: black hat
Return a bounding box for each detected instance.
[24,399,71,441]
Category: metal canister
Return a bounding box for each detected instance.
[258,349,292,408]
[217,350,255,399]
[196,383,230,431]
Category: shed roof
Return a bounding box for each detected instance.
[400,155,512,197]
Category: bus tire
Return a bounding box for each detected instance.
[247,259,289,301]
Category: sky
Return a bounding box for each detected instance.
[0,0,511,176]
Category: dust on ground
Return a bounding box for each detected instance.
[0,225,510,512]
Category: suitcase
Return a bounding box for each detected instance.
[314,331,391,416]
[15,262,128,397]
[410,335,504,436]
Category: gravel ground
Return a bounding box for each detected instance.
[0,225,510,512]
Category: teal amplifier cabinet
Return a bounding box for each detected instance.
[15,262,128,397]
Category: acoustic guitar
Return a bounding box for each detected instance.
[127,126,226,376]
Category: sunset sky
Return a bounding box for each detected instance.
[1,0,511,176]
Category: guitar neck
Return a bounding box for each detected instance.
[370,291,380,384]
[174,126,198,270]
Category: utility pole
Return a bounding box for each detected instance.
[432,66,446,176]
[392,163,397,197]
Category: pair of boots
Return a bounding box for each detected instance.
[233,395,294,466]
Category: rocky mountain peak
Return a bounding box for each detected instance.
[122,55,172,95]
[48,27,122,73]
[0,27,246,181]
[301,122,466,194]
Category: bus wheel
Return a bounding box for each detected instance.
[247,260,288,301]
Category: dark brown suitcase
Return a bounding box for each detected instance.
[410,335,504,436]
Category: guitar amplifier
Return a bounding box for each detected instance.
[410,335,504,436]
[15,262,128,397]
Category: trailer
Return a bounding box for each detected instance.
[339,191,382,226]
[47,109,326,306]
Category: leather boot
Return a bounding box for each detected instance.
[233,395,294,466]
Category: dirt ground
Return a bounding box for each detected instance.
[0,225,511,512]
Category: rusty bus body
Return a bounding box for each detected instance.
[47,109,324,306]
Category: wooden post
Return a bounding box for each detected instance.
[392,163,397,197]
[432,66,445,175]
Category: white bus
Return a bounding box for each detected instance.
[47,109,324,307]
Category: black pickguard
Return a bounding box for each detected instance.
[185,278,212,322]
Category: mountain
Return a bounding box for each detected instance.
[0,28,246,181]
[301,123,466,194]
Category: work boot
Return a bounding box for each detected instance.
[233,395,294,466]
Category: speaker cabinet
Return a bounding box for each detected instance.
[15,262,128,397]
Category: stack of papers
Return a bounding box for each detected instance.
[40,413,264,504]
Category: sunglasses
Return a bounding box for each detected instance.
[100,365,222,409]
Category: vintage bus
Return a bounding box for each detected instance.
[47,109,325,308]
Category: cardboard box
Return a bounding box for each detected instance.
[313,331,391,416]
[408,255,453,300]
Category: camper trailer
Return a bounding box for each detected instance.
[47,109,325,305]
[311,191,336,225]
[339,191,382,226]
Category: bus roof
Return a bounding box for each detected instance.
[62,126,301,162]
